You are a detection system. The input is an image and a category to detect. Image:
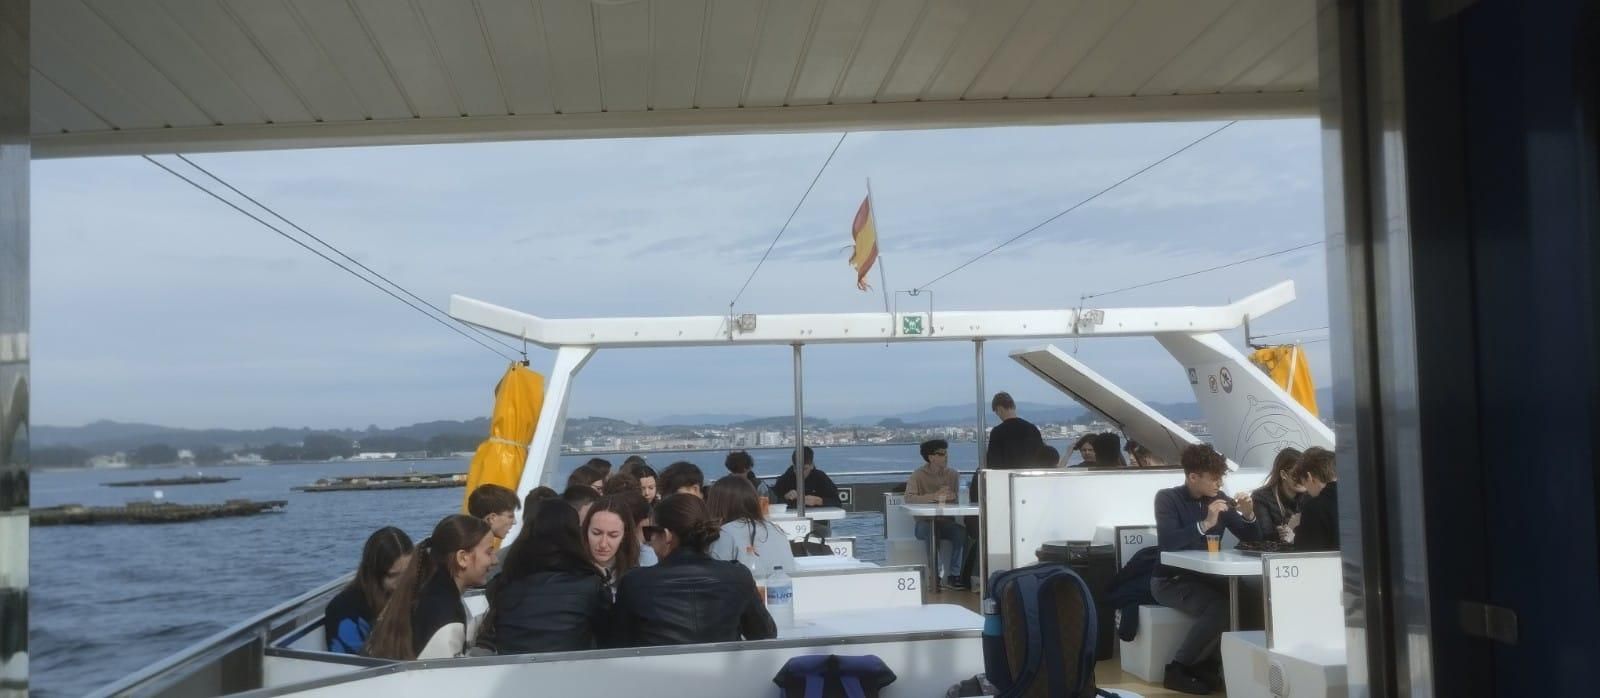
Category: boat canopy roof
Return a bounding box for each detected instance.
[449,281,1295,348]
[31,0,1316,158]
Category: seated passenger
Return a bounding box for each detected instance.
[1090,432,1126,467]
[1068,434,1096,466]
[602,472,641,496]
[500,486,560,564]
[479,503,613,654]
[658,460,705,498]
[706,475,795,573]
[583,495,640,599]
[466,483,520,544]
[1127,441,1168,468]
[618,489,659,567]
[620,460,659,502]
[562,484,600,521]
[774,446,842,536]
[905,439,969,590]
[615,494,777,646]
[365,515,496,660]
[325,526,414,655]
[567,461,609,494]
[1250,447,1306,543]
[1151,444,1261,694]
[723,450,773,500]
[1037,444,1062,468]
[1290,447,1340,552]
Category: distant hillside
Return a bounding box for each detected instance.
[647,414,759,427]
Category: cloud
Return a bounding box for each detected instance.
[29,119,1329,428]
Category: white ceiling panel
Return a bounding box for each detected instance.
[538,0,603,113]
[875,0,968,102]
[921,0,1030,101]
[743,0,819,108]
[963,0,1077,100]
[35,0,211,127]
[31,21,165,129]
[831,0,924,105]
[1137,0,1310,96]
[1005,0,1130,99]
[648,0,708,111]
[476,0,557,115]
[28,71,109,134]
[787,0,872,106]
[31,0,1319,157]
[84,0,264,125]
[159,0,314,124]
[224,0,368,122]
[291,0,415,120]
[1224,17,1316,92]
[1091,0,1237,97]
[695,0,762,108]
[594,0,652,112]
[1056,0,1232,98]
[416,0,510,116]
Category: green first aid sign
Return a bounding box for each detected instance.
[900,314,925,335]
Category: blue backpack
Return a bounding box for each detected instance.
[773,654,897,698]
[982,563,1118,698]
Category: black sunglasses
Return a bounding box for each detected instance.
[642,525,664,542]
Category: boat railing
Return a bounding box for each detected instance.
[88,574,356,698]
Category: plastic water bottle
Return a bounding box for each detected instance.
[766,565,794,628]
[748,560,768,605]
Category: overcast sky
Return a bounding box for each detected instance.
[31,118,1328,429]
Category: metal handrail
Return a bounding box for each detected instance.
[755,469,974,480]
[89,573,355,697]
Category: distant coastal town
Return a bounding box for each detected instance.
[29,410,1218,470]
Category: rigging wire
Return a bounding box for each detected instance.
[142,155,518,363]
[1082,240,1325,301]
[914,120,1239,291]
[1249,325,1330,341]
[728,132,850,311]
[172,154,523,356]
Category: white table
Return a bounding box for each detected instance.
[901,502,981,592]
[769,506,846,521]
[1161,550,1262,630]
[776,603,982,640]
[792,556,876,572]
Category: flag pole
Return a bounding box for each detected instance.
[867,178,890,315]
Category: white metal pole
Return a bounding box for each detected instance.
[975,339,987,468]
[793,343,807,518]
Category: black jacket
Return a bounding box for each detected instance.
[1293,482,1340,552]
[985,417,1044,469]
[1154,484,1262,578]
[614,548,776,646]
[484,569,612,654]
[773,466,841,508]
[410,571,467,658]
[1250,483,1308,542]
[1103,546,1162,641]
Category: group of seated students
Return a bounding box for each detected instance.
[324,450,844,661]
[1153,443,1340,694]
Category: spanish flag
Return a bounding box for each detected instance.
[849,196,878,291]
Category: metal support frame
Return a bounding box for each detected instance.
[502,345,594,542]
[793,344,806,519]
[974,340,987,469]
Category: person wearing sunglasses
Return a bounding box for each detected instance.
[905,439,969,590]
[616,494,776,646]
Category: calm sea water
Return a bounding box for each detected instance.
[31,440,1070,696]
